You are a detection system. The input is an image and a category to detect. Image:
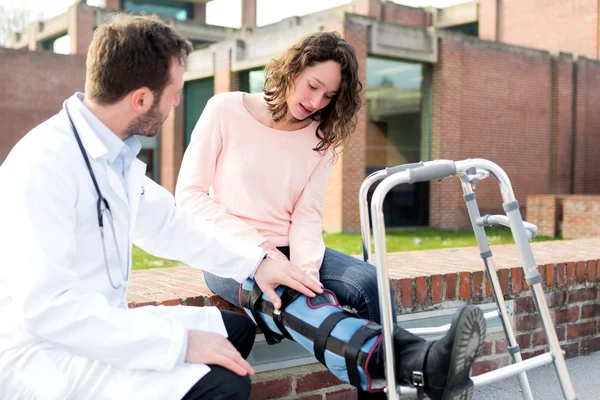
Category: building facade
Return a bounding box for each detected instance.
[4,0,600,232]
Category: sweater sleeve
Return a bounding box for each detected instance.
[175,98,267,247]
[288,151,335,281]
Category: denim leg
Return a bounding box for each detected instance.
[203,271,243,308]
[320,248,397,324]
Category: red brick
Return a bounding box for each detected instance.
[445,274,457,301]
[471,356,511,376]
[185,296,206,307]
[400,278,413,307]
[459,272,471,300]
[485,275,493,296]
[296,371,345,393]
[581,337,600,354]
[296,395,322,400]
[326,388,357,400]
[517,333,532,349]
[587,260,597,282]
[550,308,568,325]
[495,339,507,354]
[162,298,182,306]
[250,377,293,399]
[567,306,580,322]
[499,269,509,294]
[581,304,600,319]
[568,287,598,303]
[563,342,580,358]
[576,261,586,283]
[521,349,545,360]
[515,296,535,313]
[567,321,596,339]
[546,291,566,308]
[511,268,523,293]
[416,276,428,305]
[566,262,576,285]
[432,275,443,303]
[545,264,555,288]
[515,314,541,332]
[473,271,484,298]
[479,340,493,356]
[556,263,567,287]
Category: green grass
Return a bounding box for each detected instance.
[132,227,558,270]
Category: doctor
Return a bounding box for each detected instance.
[0,13,322,400]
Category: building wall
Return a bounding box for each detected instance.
[430,34,553,228]
[479,0,600,59]
[0,49,86,164]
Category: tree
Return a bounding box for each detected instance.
[0,5,43,47]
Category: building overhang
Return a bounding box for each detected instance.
[432,1,478,29]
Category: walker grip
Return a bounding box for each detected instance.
[408,161,456,183]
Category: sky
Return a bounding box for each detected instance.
[2,0,473,28]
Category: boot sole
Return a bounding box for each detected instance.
[440,305,486,400]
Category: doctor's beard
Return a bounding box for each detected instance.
[123,100,167,138]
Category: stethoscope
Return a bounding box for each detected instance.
[66,105,129,289]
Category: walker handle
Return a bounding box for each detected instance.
[408,160,457,183]
[385,162,424,177]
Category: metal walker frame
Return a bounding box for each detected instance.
[359,159,577,399]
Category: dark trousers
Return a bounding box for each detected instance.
[181,310,256,400]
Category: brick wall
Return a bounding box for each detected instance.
[0,49,86,164]
[487,0,599,59]
[573,58,600,194]
[562,196,600,239]
[340,19,369,233]
[68,6,95,55]
[526,195,565,238]
[382,2,429,28]
[431,34,556,229]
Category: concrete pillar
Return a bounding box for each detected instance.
[160,100,186,193]
[68,5,95,55]
[242,0,257,28]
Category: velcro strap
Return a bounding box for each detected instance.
[314,312,352,364]
[414,340,435,400]
[345,323,382,388]
[273,288,301,340]
[243,284,283,345]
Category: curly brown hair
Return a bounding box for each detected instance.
[263,32,363,153]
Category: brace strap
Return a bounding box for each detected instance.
[245,290,372,367]
[414,340,435,400]
[314,312,353,364]
[273,289,301,340]
[246,284,284,345]
[345,323,382,388]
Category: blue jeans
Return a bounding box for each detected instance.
[203,247,397,324]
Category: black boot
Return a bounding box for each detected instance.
[371,305,486,400]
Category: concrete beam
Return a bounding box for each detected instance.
[367,18,438,63]
[433,1,478,29]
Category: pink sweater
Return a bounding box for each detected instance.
[175,92,334,278]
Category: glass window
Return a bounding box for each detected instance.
[184,78,214,148]
[122,0,193,21]
[366,57,429,227]
[239,68,266,94]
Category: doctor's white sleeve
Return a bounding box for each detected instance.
[133,177,265,282]
[7,160,189,372]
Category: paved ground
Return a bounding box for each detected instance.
[472,350,600,399]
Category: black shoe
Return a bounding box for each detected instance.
[387,305,486,400]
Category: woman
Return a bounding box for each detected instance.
[176,32,484,399]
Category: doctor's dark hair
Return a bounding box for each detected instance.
[263,31,363,154]
[85,14,192,105]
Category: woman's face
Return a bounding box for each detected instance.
[287,60,342,121]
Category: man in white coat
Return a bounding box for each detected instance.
[0,14,322,400]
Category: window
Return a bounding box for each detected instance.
[184,78,214,148]
[366,57,429,227]
[445,22,479,37]
[239,68,266,94]
[122,0,194,21]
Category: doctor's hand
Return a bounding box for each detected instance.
[259,241,288,261]
[185,330,255,376]
[254,258,323,309]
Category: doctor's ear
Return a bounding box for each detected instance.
[129,87,154,113]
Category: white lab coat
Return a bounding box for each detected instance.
[0,94,264,400]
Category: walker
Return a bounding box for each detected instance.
[359,159,577,399]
